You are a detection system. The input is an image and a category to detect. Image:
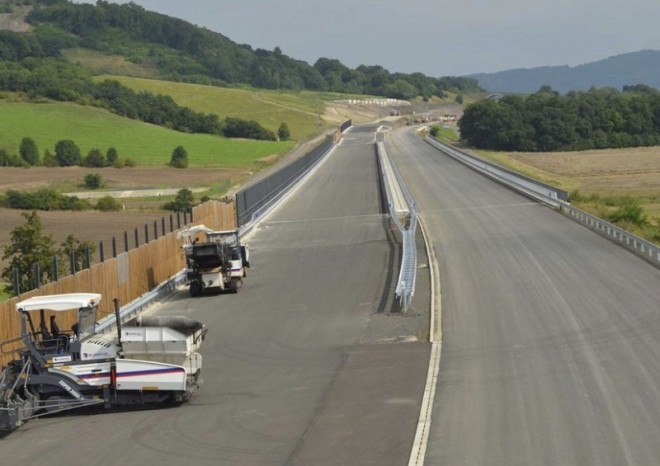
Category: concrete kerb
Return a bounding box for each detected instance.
[407,213,442,466]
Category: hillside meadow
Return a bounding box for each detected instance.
[94,75,344,141]
[0,100,295,168]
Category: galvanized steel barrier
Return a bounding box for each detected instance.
[236,120,352,230]
[376,130,418,311]
[425,136,660,268]
[425,137,568,204]
[559,203,660,265]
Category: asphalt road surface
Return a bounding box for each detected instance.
[0,126,430,466]
[387,127,660,466]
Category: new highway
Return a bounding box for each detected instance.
[0,126,430,465]
[4,123,660,466]
[388,127,660,466]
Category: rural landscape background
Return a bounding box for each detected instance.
[1,0,659,298]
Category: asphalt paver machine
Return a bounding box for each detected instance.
[0,293,207,431]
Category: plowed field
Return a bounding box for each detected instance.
[0,166,242,267]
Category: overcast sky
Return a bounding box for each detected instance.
[74,0,660,77]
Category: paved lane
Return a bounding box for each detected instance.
[388,128,660,466]
[0,127,430,466]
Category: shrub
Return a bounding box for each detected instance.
[42,149,58,167]
[96,195,122,212]
[277,122,290,141]
[607,197,648,227]
[59,195,91,211]
[169,145,188,168]
[0,149,26,167]
[4,188,92,211]
[83,173,103,189]
[19,137,39,166]
[55,140,82,167]
[162,188,195,211]
[222,117,277,141]
[106,147,118,165]
[83,148,107,168]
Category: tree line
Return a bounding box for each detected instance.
[0,136,133,168]
[0,35,277,140]
[459,85,660,152]
[22,0,480,98]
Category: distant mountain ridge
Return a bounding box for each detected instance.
[469,50,660,94]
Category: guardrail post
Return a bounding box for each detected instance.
[153,220,158,240]
[170,214,174,232]
[134,227,139,248]
[161,217,166,236]
[124,231,129,252]
[144,224,149,243]
[177,212,181,229]
[99,241,105,262]
[112,237,117,258]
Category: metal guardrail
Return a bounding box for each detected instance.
[425,137,568,204]
[376,131,418,312]
[560,203,660,264]
[95,268,187,334]
[425,136,660,268]
[236,121,353,229]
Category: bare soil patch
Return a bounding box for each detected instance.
[0,166,245,272]
[0,166,245,192]
[0,209,169,253]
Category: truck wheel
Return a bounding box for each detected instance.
[190,282,202,297]
[229,278,241,293]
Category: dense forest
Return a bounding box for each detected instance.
[458,85,660,152]
[20,0,480,98]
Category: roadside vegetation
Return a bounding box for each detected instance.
[1,210,95,295]
[0,101,294,168]
[434,136,660,245]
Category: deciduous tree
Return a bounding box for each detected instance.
[55,139,81,166]
[19,137,39,165]
[1,211,58,294]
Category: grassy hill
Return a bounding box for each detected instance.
[93,74,340,141]
[0,100,295,168]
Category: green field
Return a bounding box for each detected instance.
[0,101,295,168]
[95,75,341,141]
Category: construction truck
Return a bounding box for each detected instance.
[178,225,250,296]
[0,293,207,432]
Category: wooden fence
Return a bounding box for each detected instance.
[0,200,235,366]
